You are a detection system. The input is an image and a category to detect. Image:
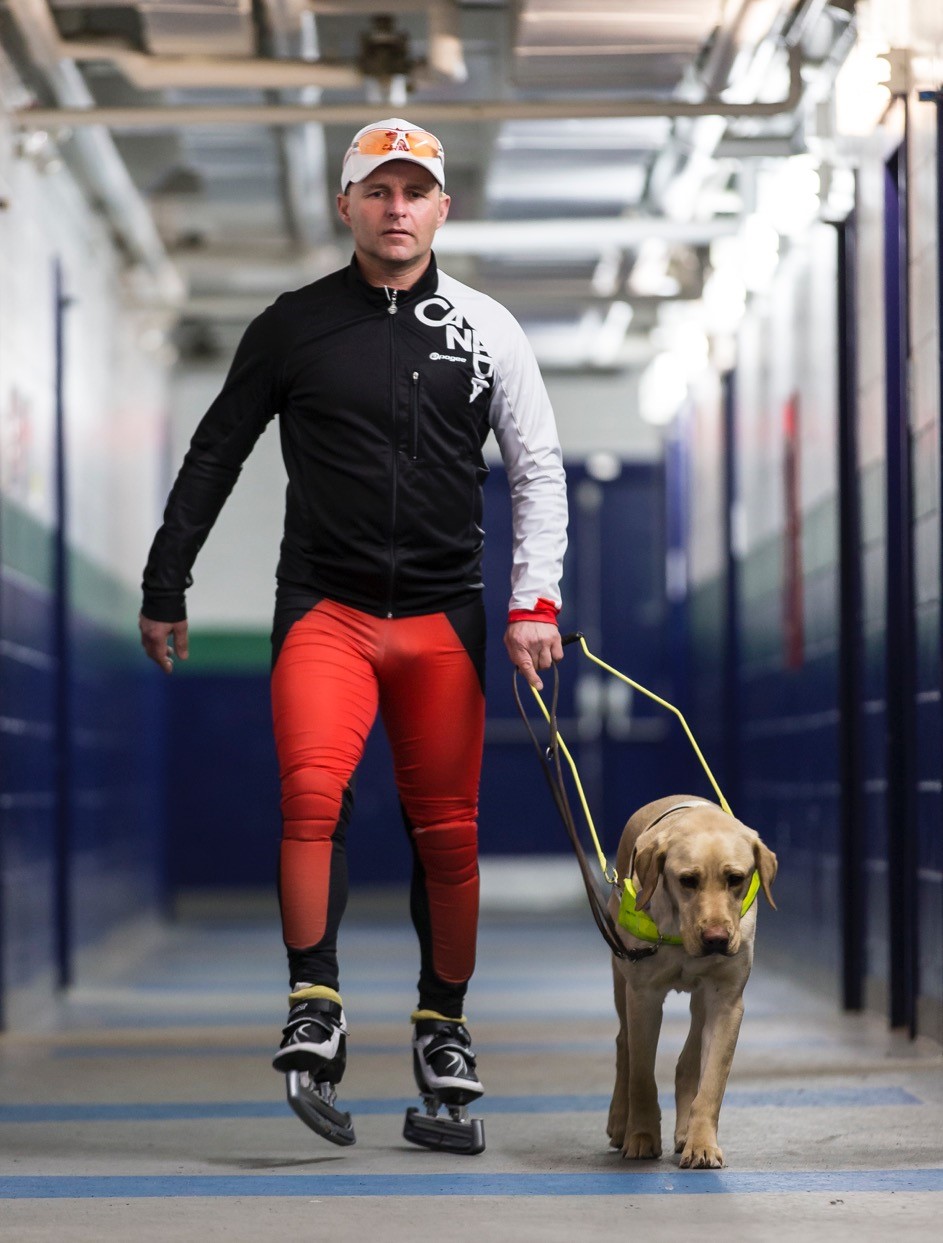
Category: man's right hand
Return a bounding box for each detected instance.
[139,613,189,674]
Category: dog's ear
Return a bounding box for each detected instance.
[754,839,778,909]
[633,834,667,910]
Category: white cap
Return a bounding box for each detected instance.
[340,118,445,191]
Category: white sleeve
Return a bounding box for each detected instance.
[488,322,568,616]
[436,272,568,617]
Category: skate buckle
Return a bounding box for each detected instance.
[403,1093,485,1155]
[286,1070,356,1146]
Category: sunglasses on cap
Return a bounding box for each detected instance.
[348,127,444,161]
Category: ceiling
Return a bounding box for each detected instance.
[1,1,857,375]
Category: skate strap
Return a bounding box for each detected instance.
[289,984,343,1007]
[410,1009,468,1024]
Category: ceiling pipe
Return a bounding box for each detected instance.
[644,1,797,221]
[57,42,363,91]
[15,45,803,130]
[259,0,334,250]
[3,0,180,295]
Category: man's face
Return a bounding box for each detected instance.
[337,161,450,271]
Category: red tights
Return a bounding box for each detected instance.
[270,596,485,1015]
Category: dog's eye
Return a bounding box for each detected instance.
[727,874,745,889]
[679,874,699,890]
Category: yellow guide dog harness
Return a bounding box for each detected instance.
[514,634,761,961]
[616,802,761,946]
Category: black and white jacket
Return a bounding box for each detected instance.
[142,254,567,624]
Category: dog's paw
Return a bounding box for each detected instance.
[622,1131,662,1160]
[679,1141,724,1169]
[606,1108,627,1148]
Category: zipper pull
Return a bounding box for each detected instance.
[386,287,398,315]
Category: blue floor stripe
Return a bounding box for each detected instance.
[1,1170,942,1199]
[0,1087,921,1124]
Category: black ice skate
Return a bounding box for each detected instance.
[273,990,355,1146]
[403,1012,485,1155]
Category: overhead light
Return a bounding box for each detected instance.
[653,311,710,382]
[639,352,687,426]
[741,215,779,293]
[585,451,622,482]
[833,37,892,137]
[591,249,622,298]
[702,264,747,335]
[756,157,820,238]
[628,239,681,298]
[591,301,633,367]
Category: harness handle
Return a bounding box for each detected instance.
[514,635,738,961]
[555,633,732,816]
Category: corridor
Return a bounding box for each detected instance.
[1,888,940,1240]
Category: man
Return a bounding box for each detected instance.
[139,119,567,1150]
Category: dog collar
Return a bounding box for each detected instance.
[617,869,761,944]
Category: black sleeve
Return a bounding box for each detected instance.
[141,304,286,621]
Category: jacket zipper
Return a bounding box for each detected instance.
[409,371,420,460]
[386,288,399,617]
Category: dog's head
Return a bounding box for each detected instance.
[632,805,777,958]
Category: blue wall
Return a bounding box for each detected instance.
[0,502,166,1023]
[684,182,943,1040]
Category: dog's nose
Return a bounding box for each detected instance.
[701,927,731,955]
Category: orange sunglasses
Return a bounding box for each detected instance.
[349,128,444,161]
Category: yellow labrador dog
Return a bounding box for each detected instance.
[606,796,777,1169]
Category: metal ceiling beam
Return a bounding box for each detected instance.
[58,42,364,90]
[53,0,467,90]
[14,45,803,129]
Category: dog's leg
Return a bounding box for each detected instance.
[622,984,664,1160]
[679,987,744,1169]
[607,959,629,1149]
[673,988,704,1154]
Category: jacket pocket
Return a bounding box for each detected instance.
[409,370,421,460]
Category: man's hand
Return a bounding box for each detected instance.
[139,613,189,674]
[504,620,563,691]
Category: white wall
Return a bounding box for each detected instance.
[169,367,286,629]
[733,224,839,553]
[0,75,171,624]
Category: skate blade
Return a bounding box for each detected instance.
[403,1105,485,1155]
[286,1071,356,1146]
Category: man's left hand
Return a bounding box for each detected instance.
[504,621,563,691]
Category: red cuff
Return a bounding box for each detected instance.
[507,597,560,627]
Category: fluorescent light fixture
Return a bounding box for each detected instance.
[755,157,820,238]
[741,214,780,293]
[591,300,634,366]
[585,451,622,482]
[702,265,747,335]
[591,249,623,297]
[639,352,688,426]
[628,238,681,297]
[833,39,892,136]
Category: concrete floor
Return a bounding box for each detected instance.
[1,890,941,1242]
